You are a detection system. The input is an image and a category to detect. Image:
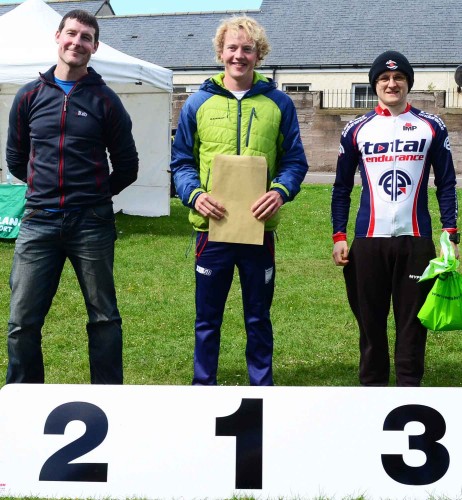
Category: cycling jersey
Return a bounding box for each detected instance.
[332,103,458,241]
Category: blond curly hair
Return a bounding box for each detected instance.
[213,16,271,67]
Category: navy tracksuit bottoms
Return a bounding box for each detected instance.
[193,232,275,386]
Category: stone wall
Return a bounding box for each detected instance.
[172,90,462,174]
[439,110,462,174]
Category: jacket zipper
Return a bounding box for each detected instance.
[236,99,242,154]
[58,94,68,208]
[391,118,398,235]
[245,107,256,148]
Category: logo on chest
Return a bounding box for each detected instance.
[363,138,426,163]
[403,122,417,131]
[378,169,414,202]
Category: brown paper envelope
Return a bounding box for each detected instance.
[209,154,267,245]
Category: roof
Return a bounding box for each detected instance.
[98,10,255,70]
[257,0,462,68]
[1,0,460,70]
[96,0,462,70]
[0,0,113,16]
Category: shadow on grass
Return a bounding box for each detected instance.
[423,360,462,387]
[218,362,360,387]
[216,359,462,387]
[277,363,359,386]
[0,238,15,247]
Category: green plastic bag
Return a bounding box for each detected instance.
[418,232,462,331]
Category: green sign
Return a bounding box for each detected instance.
[0,184,27,239]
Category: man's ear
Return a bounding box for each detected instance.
[55,30,60,43]
[92,41,99,54]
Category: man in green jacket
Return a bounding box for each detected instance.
[171,15,308,386]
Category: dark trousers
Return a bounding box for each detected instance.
[343,236,435,386]
[7,205,123,385]
[193,232,275,386]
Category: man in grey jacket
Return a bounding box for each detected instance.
[6,9,138,384]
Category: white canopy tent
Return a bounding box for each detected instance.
[0,0,173,216]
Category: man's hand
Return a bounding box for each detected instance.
[251,191,283,221]
[194,193,226,220]
[438,241,460,260]
[332,240,349,266]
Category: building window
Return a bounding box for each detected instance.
[173,86,187,93]
[352,84,377,108]
[173,85,201,93]
[282,84,311,92]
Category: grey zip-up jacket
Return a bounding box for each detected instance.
[7,65,138,209]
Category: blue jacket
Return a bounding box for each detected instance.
[171,71,308,231]
[7,66,138,209]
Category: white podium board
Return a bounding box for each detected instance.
[0,384,461,499]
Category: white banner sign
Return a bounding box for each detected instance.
[0,384,461,499]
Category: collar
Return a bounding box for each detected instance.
[374,103,411,116]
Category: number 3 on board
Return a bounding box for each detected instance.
[381,404,450,485]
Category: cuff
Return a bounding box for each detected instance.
[271,187,287,204]
[188,188,205,209]
[333,232,347,243]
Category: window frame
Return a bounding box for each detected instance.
[352,83,377,109]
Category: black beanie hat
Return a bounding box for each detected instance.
[368,50,414,94]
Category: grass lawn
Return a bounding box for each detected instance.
[0,184,461,387]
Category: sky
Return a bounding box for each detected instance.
[111,0,262,15]
[0,0,263,15]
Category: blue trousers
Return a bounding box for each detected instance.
[7,205,123,384]
[193,232,275,386]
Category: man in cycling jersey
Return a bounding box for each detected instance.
[331,50,458,386]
